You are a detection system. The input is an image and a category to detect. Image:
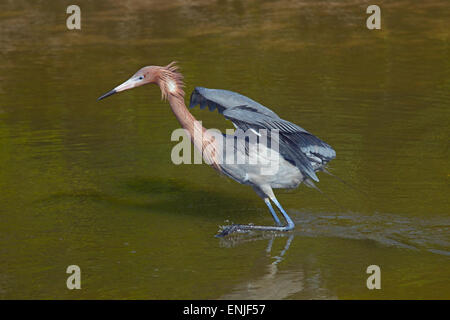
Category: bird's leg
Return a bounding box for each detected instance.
[264,198,282,226]
[271,197,295,230]
[216,197,294,237]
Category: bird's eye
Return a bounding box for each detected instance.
[138,76,144,80]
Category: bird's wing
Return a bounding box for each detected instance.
[189,87,280,118]
[223,106,337,181]
[189,88,336,182]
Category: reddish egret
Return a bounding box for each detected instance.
[98,62,336,236]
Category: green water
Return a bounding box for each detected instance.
[0,0,449,299]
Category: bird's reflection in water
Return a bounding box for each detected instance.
[219,233,336,299]
[265,233,294,267]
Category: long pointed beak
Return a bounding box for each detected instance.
[97,89,116,101]
[97,77,138,101]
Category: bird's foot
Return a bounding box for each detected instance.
[215,223,295,237]
[215,224,252,237]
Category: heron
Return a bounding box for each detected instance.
[98,62,336,237]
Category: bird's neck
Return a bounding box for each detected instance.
[167,94,201,136]
[167,94,220,170]
[158,65,220,169]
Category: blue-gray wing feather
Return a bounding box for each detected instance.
[189,87,279,118]
[189,87,336,182]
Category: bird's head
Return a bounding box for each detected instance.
[97,66,160,101]
[97,62,184,101]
